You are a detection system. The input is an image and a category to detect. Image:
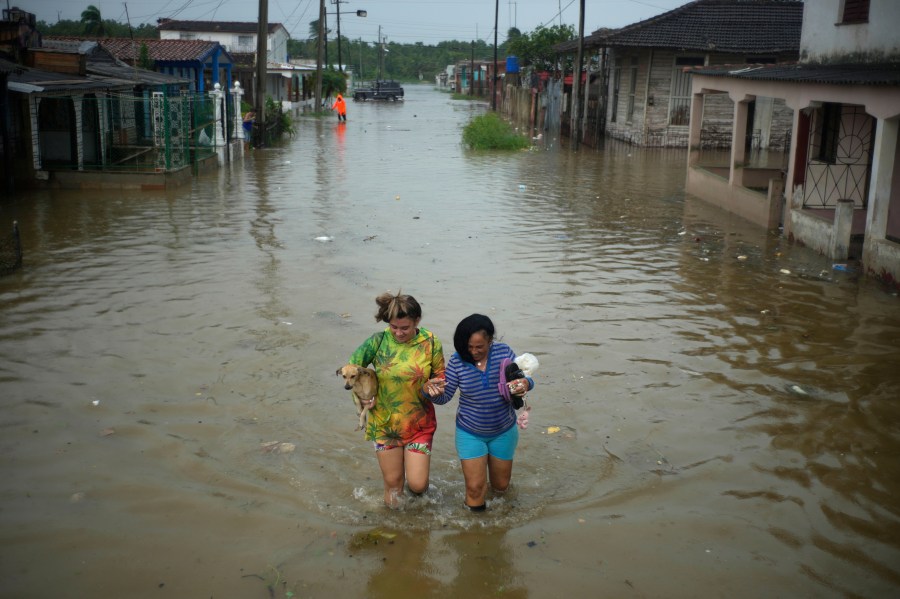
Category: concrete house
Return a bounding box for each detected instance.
[157,20,289,107]
[686,0,900,284]
[557,0,803,147]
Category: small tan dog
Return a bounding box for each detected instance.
[336,364,378,431]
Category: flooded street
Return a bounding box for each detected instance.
[2,84,899,598]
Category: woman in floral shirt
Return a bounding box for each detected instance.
[350,291,445,508]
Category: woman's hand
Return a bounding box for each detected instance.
[508,378,528,396]
[423,377,445,397]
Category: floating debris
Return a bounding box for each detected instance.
[314,236,334,242]
[260,441,296,454]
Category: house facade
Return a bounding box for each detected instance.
[157,20,290,108]
[157,20,289,64]
[556,0,803,148]
[686,0,900,285]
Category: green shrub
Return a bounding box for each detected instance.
[462,112,530,150]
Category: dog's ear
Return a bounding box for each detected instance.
[336,367,343,376]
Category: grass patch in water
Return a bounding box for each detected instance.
[462,112,531,150]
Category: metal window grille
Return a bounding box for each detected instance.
[804,104,874,209]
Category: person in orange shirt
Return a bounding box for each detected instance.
[331,93,347,122]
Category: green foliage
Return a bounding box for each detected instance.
[462,112,530,150]
[38,18,157,38]
[265,96,294,137]
[321,68,347,96]
[80,4,105,36]
[137,43,154,70]
[507,24,576,70]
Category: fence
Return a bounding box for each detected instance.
[32,90,238,174]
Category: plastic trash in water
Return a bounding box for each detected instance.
[314,236,333,242]
[518,184,527,191]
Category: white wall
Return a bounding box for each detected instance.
[160,26,289,62]
[801,0,900,62]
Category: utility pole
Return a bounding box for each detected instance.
[569,0,585,149]
[315,0,325,111]
[334,0,344,72]
[255,0,268,146]
[470,41,474,97]
[492,0,498,111]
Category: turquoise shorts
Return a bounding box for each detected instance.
[455,424,519,461]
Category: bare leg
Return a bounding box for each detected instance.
[376,448,406,508]
[460,456,489,508]
[488,456,514,493]
[404,448,431,495]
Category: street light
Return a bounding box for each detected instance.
[329,1,367,72]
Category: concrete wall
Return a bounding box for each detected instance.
[686,166,780,229]
[801,0,900,63]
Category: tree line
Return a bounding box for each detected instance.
[37,7,576,82]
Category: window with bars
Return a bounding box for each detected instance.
[611,66,621,123]
[669,56,704,126]
[817,103,842,164]
[841,0,870,24]
[627,57,638,122]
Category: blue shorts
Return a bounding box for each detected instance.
[455,424,519,461]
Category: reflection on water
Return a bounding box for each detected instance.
[1,85,899,597]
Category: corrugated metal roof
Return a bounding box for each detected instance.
[557,0,802,54]
[39,38,191,86]
[690,62,900,86]
[8,63,132,94]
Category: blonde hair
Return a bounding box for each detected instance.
[374,291,422,323]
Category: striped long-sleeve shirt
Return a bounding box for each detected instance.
[432,342,533,436]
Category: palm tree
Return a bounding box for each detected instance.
[80,4,106,37]
[308,19,330,41]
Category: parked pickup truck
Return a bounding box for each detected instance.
[352,80,404,101]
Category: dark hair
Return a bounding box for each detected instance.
[453,313,495,364]
[374,291,422,323]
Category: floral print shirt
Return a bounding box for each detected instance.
[350,327,445,447]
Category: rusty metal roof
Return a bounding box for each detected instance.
[557,0,802,55]
[690,62,900,86]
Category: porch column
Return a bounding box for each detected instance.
[97,99,108,166]
[831,199,855,260]
[209,83,226,165]
[687,91,704,168]
[28,96,42,172]
[232,81,245,141]
[729,98,750,187]
[72,94,84,171]
[864,116,899,241]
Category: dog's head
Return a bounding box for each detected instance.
[336,364,363,390]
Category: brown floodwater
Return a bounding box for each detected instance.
[1,84,899,598]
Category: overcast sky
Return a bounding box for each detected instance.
[24,0,690,44]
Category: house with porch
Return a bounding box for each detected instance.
[157,19,289,108]
[686,0,900,285]
[556,0,802,147]
[99,38,234,93]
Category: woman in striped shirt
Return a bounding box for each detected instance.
[424,313,534,511]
